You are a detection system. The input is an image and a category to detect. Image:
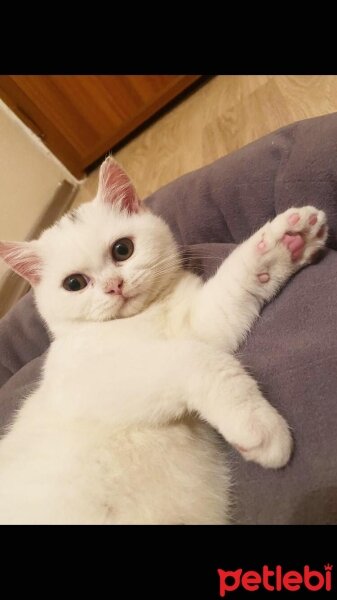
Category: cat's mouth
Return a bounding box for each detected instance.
[117,292,138,306]
[104,288,145,319]
[120,291,133,302]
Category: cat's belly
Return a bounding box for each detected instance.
[0,322,231,524]
[0,414,230,524]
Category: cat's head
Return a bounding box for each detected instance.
[0,158,180,334]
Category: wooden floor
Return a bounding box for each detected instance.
[73,75,337,206]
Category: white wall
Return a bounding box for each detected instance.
[0,99,78,286]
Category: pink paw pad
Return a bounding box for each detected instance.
[282,233,305,260]
[257,240,266,251]
[288,213,300,226]
[291,249,303,262]
[309,214,318,226]
[258,273,270,283]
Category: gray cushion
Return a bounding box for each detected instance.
[1,113,337,523]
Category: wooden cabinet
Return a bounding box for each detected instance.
[0,75,201,178]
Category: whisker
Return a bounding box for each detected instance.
[131,262,183,286]
[130,250,227,289]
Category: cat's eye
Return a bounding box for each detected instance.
[111,238,134,262]
[63,274,89,292]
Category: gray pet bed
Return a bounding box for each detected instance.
[1,113,337,524]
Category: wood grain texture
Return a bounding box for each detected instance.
[0,75,201,178]
[72,75,336,202]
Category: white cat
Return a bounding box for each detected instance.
[0,158,327,524]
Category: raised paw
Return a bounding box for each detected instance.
[254,206,328,284]
[279,207,327,264]
[233,406,293,469]
[262,206,327,263]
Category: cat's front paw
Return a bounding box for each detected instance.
[255,206,328,283]
[233,407,293,469]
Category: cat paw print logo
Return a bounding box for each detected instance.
[217,564,333,595]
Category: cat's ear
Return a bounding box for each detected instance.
[0,240,42,285]
[97,157,142,214]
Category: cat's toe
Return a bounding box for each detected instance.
[295,208,328,264]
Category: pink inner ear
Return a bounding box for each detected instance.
[98,157,141,214]
[0,241,41,285]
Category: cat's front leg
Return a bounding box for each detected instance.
[187,349,292,469]
[191,206,328,351]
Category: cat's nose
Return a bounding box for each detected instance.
[104,277,124,295]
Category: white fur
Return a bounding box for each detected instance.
[0,170,327,524]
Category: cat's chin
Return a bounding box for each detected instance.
[118,294,147,319]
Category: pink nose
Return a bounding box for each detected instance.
[105,277,124,295]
